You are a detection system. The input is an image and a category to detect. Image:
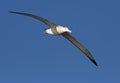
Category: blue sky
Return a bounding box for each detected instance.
[0,0,120,83]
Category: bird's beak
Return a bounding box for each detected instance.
[67,29,72,33]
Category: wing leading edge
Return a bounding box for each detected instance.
[9,11,57,27]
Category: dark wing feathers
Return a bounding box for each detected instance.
[9,11,57,27]
[62,32,98,66]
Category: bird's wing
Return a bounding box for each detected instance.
[62,32,98,66]
[9,11,57,27]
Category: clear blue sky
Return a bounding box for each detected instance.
[0,0,120,83]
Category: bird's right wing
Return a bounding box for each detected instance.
[9,11,57,27]
[62,32,98,66]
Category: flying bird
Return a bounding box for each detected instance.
[9,11,98,66]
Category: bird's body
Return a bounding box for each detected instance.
[45,25,71,35]
[9,11,98,66]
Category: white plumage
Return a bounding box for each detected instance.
[45,25,71,35]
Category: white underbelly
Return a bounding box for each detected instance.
[56,26,66,34]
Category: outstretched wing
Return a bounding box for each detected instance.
[62,32,98,66]
[9,11,57,27]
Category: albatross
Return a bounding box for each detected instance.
[9,11,98,66]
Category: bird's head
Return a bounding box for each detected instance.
[62,27,72,33]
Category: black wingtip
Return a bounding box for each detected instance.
[91,59,98,66]
[8,11,21,14]
[8,11,16,13]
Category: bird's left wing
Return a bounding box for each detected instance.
[62,32,98,66]
[9,11,57,27]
